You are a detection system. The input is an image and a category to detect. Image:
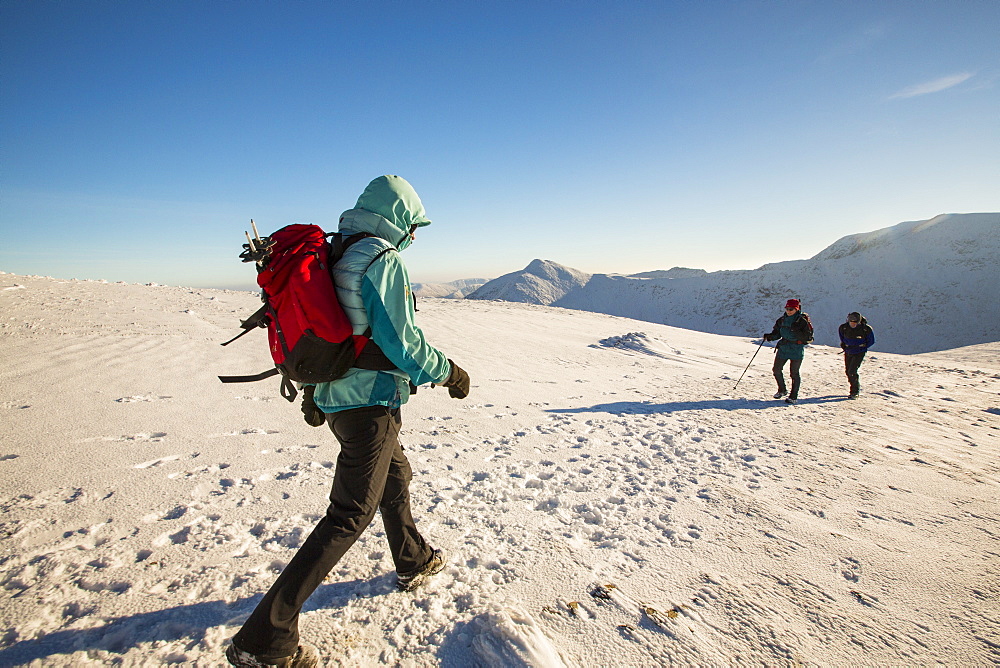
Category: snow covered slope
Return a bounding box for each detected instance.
[469,213,1000,354]
[626,267,709,279]
[1,272,998,666]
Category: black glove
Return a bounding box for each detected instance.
[763,333,775,342]
[300,385,326,427]
[441,359,470,399]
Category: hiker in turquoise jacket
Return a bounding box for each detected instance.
[229,176,471,668]
[309,178,452,412]
[763,298,813,405]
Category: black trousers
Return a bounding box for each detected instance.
[772,356,802,399]
[233,405,431,661]
[844,352,866,394]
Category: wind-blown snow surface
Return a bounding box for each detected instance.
[469,213,1000,354]
[1,272,999,666]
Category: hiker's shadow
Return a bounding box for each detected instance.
[0,577,375,665]
[548,395,848,415]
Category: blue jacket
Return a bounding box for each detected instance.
[839,319,875,356]
[312,176,451,413]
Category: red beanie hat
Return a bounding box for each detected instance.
[785,299,801,310]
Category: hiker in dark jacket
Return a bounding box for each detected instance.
[839,311,875,399]
[227,176,471,668]
[763,298,813,405]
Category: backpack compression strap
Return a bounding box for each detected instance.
[219,303,270,347]
[218,368,280,383]
[217,368,296,403]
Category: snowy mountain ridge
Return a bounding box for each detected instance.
[411,278,490,299]
[468,213,1000,354]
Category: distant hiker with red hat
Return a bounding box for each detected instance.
[763,298,814,404]
[839,311,875,399]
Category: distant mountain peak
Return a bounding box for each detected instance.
[523,259,590,280]
[467,259,591,305]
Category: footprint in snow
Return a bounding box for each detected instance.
[114,395,172,403]
[206,429,276,438]
[134,455,182,469]
[118,432,168,443]
[161,505,188,521]
[152,526,191,547]
[839,557,861,582]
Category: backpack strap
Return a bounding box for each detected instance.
[217,365,300,402]
[366,246,394,267]
[355,337,399,370]
[218,368,280,383]
[279,374,298,402]
[218,368,297,401]
[329,231,379,264]
[219,303,270,346]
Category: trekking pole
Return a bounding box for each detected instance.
[732,338,766,391]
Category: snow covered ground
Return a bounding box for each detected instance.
[1,272,998,666]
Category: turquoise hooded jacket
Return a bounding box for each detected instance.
[312,176,451,413]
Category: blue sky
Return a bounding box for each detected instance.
[3,1,998,288]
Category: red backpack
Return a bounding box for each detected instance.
[218,223,393,401]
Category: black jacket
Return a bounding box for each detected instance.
[839,318,875,355]
[766,312,813,344]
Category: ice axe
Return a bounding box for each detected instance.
[732,338,766,391]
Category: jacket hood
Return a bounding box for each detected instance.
[340,175,431,251]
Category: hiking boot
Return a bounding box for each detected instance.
[848,392,859,400]
[773,390,786,399]
[397,548,446,592]
[226,641,319,667]
[784,397,797,405]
